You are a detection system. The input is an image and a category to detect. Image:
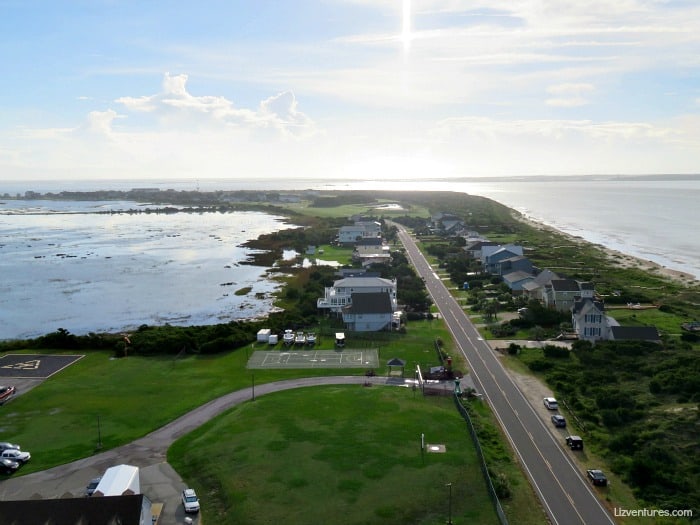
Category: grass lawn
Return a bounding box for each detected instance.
[169,385,501,525]
[0,320,458,475]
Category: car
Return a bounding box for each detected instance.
[587,469,608,486]
[0,442,20,452]
[543,397,559,410]
[0,386,16,404]
[85,476,102,496]
[0,448,30,464]
[551,414,566,428]
[565,435,584,450]
[0,458,20,475]
[182,488,200,513]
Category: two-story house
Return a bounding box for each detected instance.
[338,221,382,245]
[572,297,609,342]
[543,279,583,312]
[483,246,524,274]
[317,276,398,314]
[341,292,394,332]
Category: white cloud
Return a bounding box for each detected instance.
[546,83,595,107]
[115,73,316,138]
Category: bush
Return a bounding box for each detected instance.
[528,359,554,372]
[542,345,570,359]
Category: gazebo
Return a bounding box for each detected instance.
[386,357,406,377]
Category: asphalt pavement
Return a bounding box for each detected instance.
[394,223,616,525]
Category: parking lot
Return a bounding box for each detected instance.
[0,354,197,524]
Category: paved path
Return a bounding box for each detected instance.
[0,375,399,524]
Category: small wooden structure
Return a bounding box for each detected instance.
[386,357,406,377]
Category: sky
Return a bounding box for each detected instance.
[1,0,700,182]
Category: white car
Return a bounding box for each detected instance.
[543,397,559,410]
[182,488,200,513]
[0,448,30,464]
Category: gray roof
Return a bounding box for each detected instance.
[550,279,581,292]
[503,271,535,283]
[534,269,559,285]
[572,297,605,314]
[345,292,393,314]
[610,326,661,341]
[334,276,395,288]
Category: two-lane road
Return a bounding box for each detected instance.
[395,225,615,525]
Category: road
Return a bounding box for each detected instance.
[394,224,615,525]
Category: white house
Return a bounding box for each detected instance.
[317,276,397,313]
[572,297,609,342]
[338,221,382,245]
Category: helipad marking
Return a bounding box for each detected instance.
[2,359,41,370]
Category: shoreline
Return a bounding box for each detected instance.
[515,214,698,286]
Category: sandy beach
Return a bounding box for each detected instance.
[515,214,698,286]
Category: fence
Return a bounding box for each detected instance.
[452,393,510,525]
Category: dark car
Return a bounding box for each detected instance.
[551,414,566,428]
[587,469,608,486]
[565,435,584,450]
[0,442,20,452]
[0,458,20,475]
[0,386,16,404]
[85,476,102,496]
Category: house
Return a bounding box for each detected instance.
[342,292,394,332]
[465,240,499,260]
[0,494,153,525]
[502,271,536,291]
[495,255,533,276]
[522,269,560,301]
[543,279,582,312]
[609,326,661,343]
[338,221,382,245]
[317,276,398,313]
[352,245,391,266]
[483,246,524,273]
[572,297,609,342]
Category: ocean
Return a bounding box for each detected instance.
[1,175,696,339]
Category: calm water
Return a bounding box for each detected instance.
[0,202,296,340]
[1,176,697,339]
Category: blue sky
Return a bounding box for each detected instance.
[2,0,699,181]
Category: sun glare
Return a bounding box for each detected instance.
[401,0,412,54]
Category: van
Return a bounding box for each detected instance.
[565,435,583,451]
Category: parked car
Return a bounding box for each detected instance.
[587,469,608,486]
[543,397,559,410]
[0,386,16,404]
[0,442,20,452]
[565,435,584,450]
[551,414,566,428]
[85,476,102,496]
[182,488,200,513]
[0,458,20,475]
[0,448,30,464]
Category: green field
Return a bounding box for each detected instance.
[169,386,501,525]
